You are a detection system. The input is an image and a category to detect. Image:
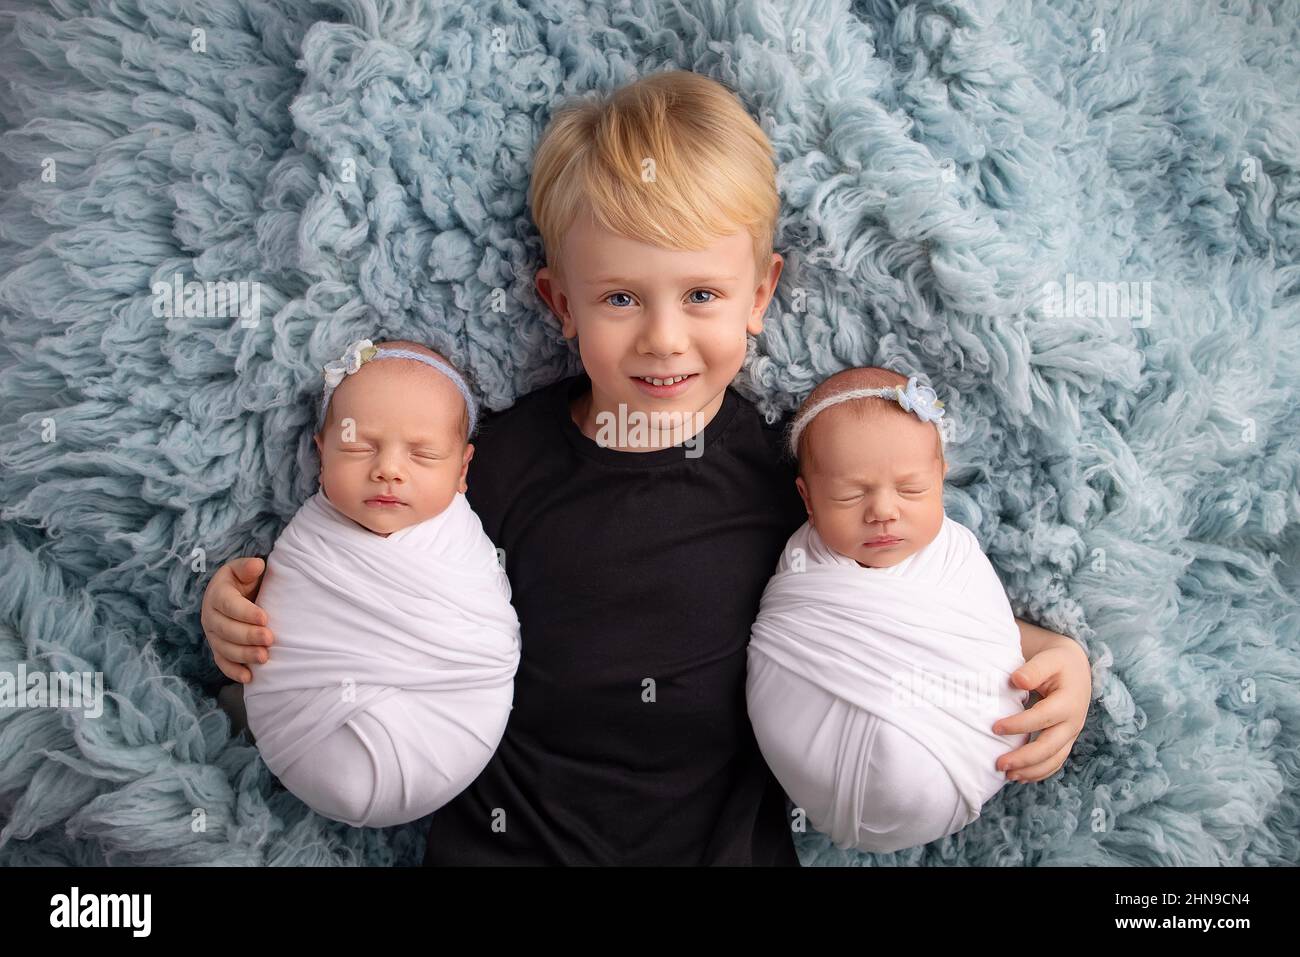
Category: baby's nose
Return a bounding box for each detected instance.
[863,495,900,522]
[372,458,406,481]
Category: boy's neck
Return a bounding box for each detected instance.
[570,380,726,452]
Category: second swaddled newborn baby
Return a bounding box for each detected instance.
[243,338,520,828]
[747,368,1029,853]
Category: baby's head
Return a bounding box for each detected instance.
[788,367,948,569]
[313,338,475,537]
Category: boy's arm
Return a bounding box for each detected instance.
[996,618,1091,782]
[1016,617,1078,660]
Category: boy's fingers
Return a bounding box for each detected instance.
[231,556,266,590]
[997,721,1075,772]
[212,586,270,633]
[215,656,253,685]
[211,634,270,666]
[218,575,267,623]
[201,604,269,650]
[1005,747,1070,783]
[1009,654,1057,693]
[993,693,1065,736]
[223,616,273,647]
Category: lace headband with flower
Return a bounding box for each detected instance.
[317,338,479,436]
[786,374,945,460]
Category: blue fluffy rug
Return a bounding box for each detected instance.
[0,0,1296,866]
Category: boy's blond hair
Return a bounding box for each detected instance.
[528,70,779,282]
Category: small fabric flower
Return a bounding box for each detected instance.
[898,376,946,422]
[342,338,375,374]
[323,338,376,387]
[322,359,348,389]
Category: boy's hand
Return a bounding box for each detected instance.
[200,556,273,684]
[995,628,1091,782]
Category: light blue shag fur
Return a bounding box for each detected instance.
[0,0,1296,866]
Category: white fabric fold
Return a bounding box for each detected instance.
[747,515,1029,853]
[244,490,520,826]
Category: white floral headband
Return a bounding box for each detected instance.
[318,338,479,435]
[786,375,945,459]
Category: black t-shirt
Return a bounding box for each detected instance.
[421,371,806,865]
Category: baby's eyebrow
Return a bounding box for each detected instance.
[345,432,446,446]
[832,470,934,487]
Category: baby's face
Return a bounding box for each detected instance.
[795,407,947,568]
[313,361,472,536]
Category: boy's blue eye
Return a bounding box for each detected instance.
[603,290,717,307]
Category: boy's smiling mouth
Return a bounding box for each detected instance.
[631,372,698,396]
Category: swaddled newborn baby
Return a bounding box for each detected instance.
[747,367,1029,853]
[242,337,520,828]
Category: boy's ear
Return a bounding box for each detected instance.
[748,252,785,336]
[535,266,576,339]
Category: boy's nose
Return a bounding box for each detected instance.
[637,309,690,356]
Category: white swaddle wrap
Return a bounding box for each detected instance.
[244,489,520,827]
[747,515,1029,853]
